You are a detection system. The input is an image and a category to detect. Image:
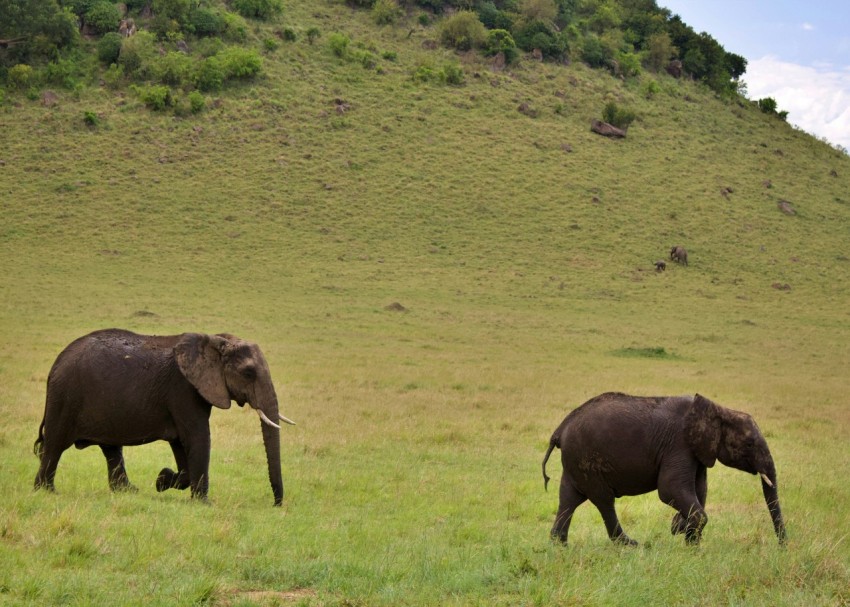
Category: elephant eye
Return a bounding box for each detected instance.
[238,363,257,379]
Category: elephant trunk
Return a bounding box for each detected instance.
[760,462,786,544]
[259,404,284,506]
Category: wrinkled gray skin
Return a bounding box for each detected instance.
[34,329,294,506]
[670,245,688,265]
[542,392,786,546]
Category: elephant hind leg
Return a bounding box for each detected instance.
[551,477,587,544]
[591,496,637,546]
[34,438,72,492]
[100,445,136,492]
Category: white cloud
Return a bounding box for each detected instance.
[801,22,815,31]
[746,55,850,151]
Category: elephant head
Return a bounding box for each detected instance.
[685,394,786,543]
[175,333,295,506]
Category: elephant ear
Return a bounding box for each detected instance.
[174,333,232,409]
[685,394,722,468]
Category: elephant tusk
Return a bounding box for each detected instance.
[760,472,774,488]
[257,409,281,429]
[279,413,296,426]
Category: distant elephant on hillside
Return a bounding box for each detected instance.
[670,245,688,265]
[33,329,295,505]
[542,392,786,546]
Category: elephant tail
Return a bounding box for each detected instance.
[33,420,45,459]
[542,436,560,491]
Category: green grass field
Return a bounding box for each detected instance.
[1,2,849,605]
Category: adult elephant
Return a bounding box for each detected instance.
[670,245,688,265]
[542,392,786,545]
[33,329,295,506]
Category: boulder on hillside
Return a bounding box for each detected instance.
[590,119,626,138]
[777,200,796,215]
[666,60,683,78]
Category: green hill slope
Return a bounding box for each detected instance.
[1,2,849,605]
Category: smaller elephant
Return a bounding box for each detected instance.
[670,245,688,265]
[543,392,786,546]
[654,260,666,272]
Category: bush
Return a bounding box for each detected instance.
[188,90,205,113]
[439,11,487,51]
[580,33,611,68]
[485,29,518,64]
[218,47,263,78]
[221,13,248,42]
[281,27,297,42]
[231,0,282,20]
[8,64,34,89]
[514,20,568,59]
[43,54,89,89]
[195,56,225,91]
[118,31,159,77]
[477,2,514,30]
[372,0,401,25]
[83,110,99,126]
[189,8,224,37]
[442,62,464,85]
[153,0,191,24]
[85,1,121,35]
[102,63,124,88]
[602,101,636,130]
[134,84,172,110]
[614,51,641,78]
[306,27,321,44]
[150,51,192,85]
[758,97,778,114]
[97,32,123,65]
[328,33,351,58]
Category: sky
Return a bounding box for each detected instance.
[659,1,850,151]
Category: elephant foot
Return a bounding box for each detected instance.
[156,468,177,492]
[33,479,56,492]
[110,481,138,493]
[613,533,638,547]
[671,513,687,535]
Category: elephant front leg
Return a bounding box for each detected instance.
[671,465,707,536]
[184,433,211,502]
[156,440,191,492]
[100,445,136,492]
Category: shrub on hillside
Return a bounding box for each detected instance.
[485,29,518,65]
[614,51,641,78]
[221,12,248,42]
[439,11,487,51]
[328,33,351,58]
[97,32,123,65]
[85,1,122,35]
[153,0,191,24]
[231,0,282,20]
[150,51,193,85]
[195,56,225,91]
[476,1,514,31]
[602,101,636,130]
[133,83,172,110]
[514,20,568,59]
[118,30,158,78]
[218,47,263,78]
[189,8,225,37]
[372,0,401,25]
[580,33,611,68]
[8,64,35,89]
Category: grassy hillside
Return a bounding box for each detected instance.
[1,1,849,605]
